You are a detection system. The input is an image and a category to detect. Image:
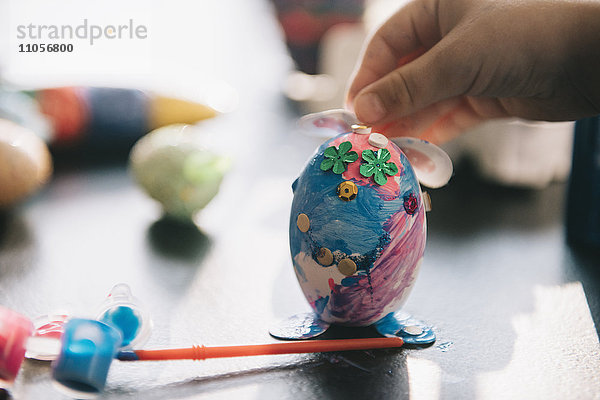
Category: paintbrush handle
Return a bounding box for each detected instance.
[117,337,403,361]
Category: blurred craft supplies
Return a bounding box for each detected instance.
[0,86,217,148]
[0,296,404,397]
[0,86,219,208]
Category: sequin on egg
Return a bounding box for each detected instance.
[297,213,310,232]
[337,181,358,201]
[337,258,357,276]
[403,193,418,215]
[316,248,333,266]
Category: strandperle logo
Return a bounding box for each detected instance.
[16,19,148,45]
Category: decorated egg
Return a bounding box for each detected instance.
[270,110,452,344]
[0,118,53,208]
[129,124,230,221]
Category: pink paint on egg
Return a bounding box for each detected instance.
[329,132,405,199]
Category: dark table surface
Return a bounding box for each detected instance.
[1,1,599,399]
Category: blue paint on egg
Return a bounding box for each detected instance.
[315,296,330,314]
[289,131,427,326]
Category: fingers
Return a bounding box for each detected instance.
[419,99,489,144]
[371,97,464,137]
[346,0,441,107]
[353,27,478,125]
[372,97,490,145]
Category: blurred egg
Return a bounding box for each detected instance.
[0,118,52,208]
[129,124,230,220]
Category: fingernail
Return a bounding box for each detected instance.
[355,93,386,123]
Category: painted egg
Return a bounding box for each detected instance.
[129,124,230,221]
[288,111,452,328]
[0,119,52,208]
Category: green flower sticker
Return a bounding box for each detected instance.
[360,148,398,185]
[320,141,358,174]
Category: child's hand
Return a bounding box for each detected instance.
[346,0,600,143]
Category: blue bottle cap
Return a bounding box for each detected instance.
[96,283,152,350]
[52,319,122,397]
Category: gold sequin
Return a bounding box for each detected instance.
[337,258,357,276]
[316,247,333,266]
[296,213,310,232]
[337,181,358,201]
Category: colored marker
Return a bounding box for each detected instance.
[116,337,404,361]
[35,87,218,146]
[0,87,218,147]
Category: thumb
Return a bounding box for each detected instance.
[353,34,476,124]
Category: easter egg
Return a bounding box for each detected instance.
[290,129,426,326]
[129,124,230,221]
[0,119,52,208]
[272,110,452,342]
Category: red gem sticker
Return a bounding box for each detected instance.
[403,193,418,215]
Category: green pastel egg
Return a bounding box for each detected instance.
[129,124,229,220]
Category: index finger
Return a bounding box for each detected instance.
[346,0,441,106]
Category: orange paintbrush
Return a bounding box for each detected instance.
[116,337,404,361]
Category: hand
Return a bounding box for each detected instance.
[346,0,600,144]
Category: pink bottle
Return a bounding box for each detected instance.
[0,306,33,385]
